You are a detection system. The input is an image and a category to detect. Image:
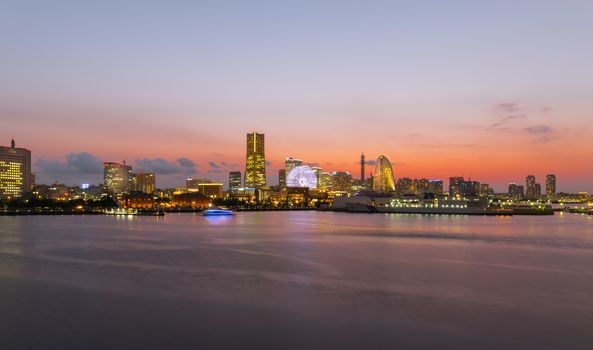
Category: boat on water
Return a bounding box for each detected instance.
[105,208,165,216]
[202,207,235,216]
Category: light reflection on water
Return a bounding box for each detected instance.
[1,212,593,349]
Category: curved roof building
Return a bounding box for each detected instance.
[372,155,396,192]
[286,166,318,189]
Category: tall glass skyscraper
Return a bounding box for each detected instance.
[229,171,242,191]
[244,132,266,188]
[546,174,557,197]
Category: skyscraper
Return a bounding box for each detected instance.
[546,174,557,197]
[449,177,464,196]
[284,157,303,175]
[509,183,525,198]
[104,162,132,194]
[229,171,242,191]
[278,169,286,189]
[0,139,32,199]
[244,132,266,188]
[132,173,156,194]
[526,175,537,199]
[372,155,396,192]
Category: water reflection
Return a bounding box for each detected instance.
[203,215,234,225]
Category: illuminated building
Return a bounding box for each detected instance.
[427,180,443,195]
[244,132,266,188]
[535,183,542,197]
[508,183,524,198]
[317,171,332,190]
[331,171,353,192]
[278,169,286,189]
[103,162,132,194]
[372,155,395,193]
[187,178,223,198]
[171,192,211,209]
[285,157,303,175]
[0,139,32,199]
[526,175,537,199]
[132,173,156,194]
[546,175,556,197]
[286,166,318,189]
[449,177,464,196]
[479,183,494,197]
[460,180,480,197]
[229,171,242,192]
[122,192,154,209]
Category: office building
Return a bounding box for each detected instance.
[460,180,480,197]
[285,157,303,175]
[0,139,32,198]
[526,175,537,199]
[427,180,444,195]
[278,169,286,189]
[372,155,396,192]
[508,183,525,197]
[244,132,266,188]
[132,173,156,194]
[103,161,132,194]
[449,177,464,196]
[546,175,557,197]
[187,178,223,198]
[331,171,353,192]
[229,171,242,191]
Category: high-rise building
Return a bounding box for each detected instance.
[284,157,303,175]
[508,183,525,198]
[317,171,332,190]
[244,132,266,188]
[460,180,480,197]
[479,183,494,197]
[372,155,396,192]
[229,171,242,191]
[427,180,444,195]
[546,174,556,197]
[526,175,537,199]
[278,169,286,189]
[133,173,156,194]
[0,139,32,199]
[103,161,132,194]
[535,183,542,197]
[449,177,464,196]
[331,171,353,192]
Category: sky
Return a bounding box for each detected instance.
[1,0,592,192]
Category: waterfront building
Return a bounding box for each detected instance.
[245,132,266,188]
[317,171,332,190]
[479,183,494,197]
[132,173,156,194]
[171,192,211,209]
[122,192,154,209]
[187,178,223,198]
[278,169,286,189]
[285,157,303,175]
[229,171,242,192]
[286,166,318,189]
[508,183,525,198]
[460,180,480,197]
[526,175,537,199]
[331,171,353,192]
[427,180,444,195]
[372,155,396,193]
[535,183,542,197]
[104,162,132,194]
[546,174,557,197]
[449,177,464,196]
[0,139,32,199]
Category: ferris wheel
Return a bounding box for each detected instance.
[286,166,318,189]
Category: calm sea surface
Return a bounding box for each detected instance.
[1,212,593,349]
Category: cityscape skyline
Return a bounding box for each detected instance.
[2,1,593,191]
[0,136,582,195]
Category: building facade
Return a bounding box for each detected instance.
[546,174,557,197]
[104,162,132,194]
[244,132,266,188]
[284,157,303,175]
[372,155,396,193]
[0,139,32,199]
[229,171,242,192]
[526,175,537,199]
[132,173,156,194]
